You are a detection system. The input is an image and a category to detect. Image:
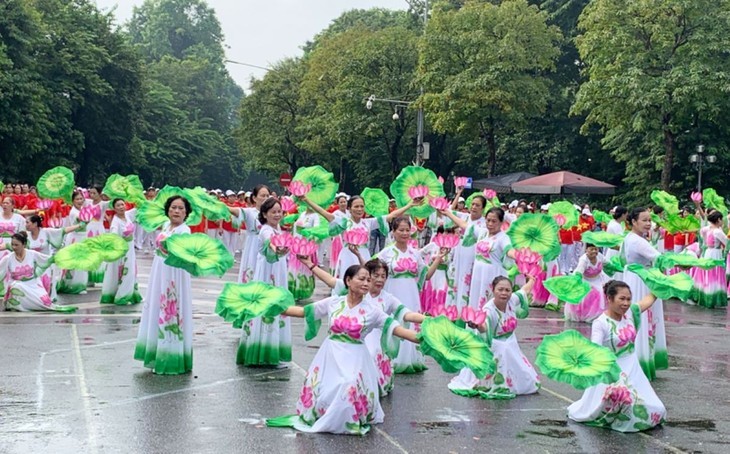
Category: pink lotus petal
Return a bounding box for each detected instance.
[554,214,566,227]
[483,189,497,200]
[407,185,429,199]
[270,232,293,248]
[429,197,449,211]
[445,305,459,322]
[37,199,54,210]
[454,176,468,188]
[78,206,94,222]
[289,181,311,197]
[48,217,62,228]
[473,310,486,326]
[281,196,297,213]
[343,228,369,246]
[433,233,459,249]
[438,176,444,184]
[691,192,702,203]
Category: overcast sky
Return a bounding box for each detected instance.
[94,0,408,90]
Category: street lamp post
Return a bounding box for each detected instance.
[689,144,717,192]
[365,95,426,165]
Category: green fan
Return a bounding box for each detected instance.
[655,253,724,272]
[390,166,445,219]
[626,264,693,301]
[603,255,626,277]
[361,188,390,216]
[548,201,579,229]
[661,214,700,234]
[0,180,5,194]
[592,210,613,226]
[85,233,129,262]
[543,274,591,304]
[292,166,338,208]
[464,192,499,214]
[103,174,145,204]
[650,190,679,216]
[535,330,621,390]
[136,201,168,232]
[216,282,295,328]
[417,315,495,379]
[152,185,203,226]
[507,214,561,262]
[581,231,624,248]
[37,166,75,204]
[184,187,231,222]
[702,188,727,217]
[53,243,100,271]
[163,233,233,277]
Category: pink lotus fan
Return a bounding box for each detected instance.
[483,189,497,200]
[433,233,459,249]
[343,228,369,246]
[280,196,297,213]
[37,199,54,210]
[454,176,468,188]
[289,181,311,197]
[78,206,95,222]
[270,232,293,249]
[429,197,449,211]
[691,192,702,203]
[407,185,429,199]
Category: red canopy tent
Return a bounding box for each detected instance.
[511,171,615,195]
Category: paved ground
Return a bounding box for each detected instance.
[1,254,729,453]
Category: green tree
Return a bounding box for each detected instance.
[419,0,562,176]
[573,0,730,197]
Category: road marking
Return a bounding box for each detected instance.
[540,385,687,454]
[71,324,99,454]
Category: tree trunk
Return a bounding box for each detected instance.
[661,115,674,191]
[484,128,496,177]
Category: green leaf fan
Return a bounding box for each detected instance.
[535,330,621,390]
[37,166,75,204]
[184,187,231,222]
[548,201,579,229]
[543,274,591,304]
[153,185,203,226]
[85,233,129,262]
[103,174,145,204]
[390,166,445,218]
[655,253,723,272]
[298,223,332,242]
[216,282,295,328]
[506,213,561,262]
[702,188,727,217]
[162,233,234,277]
[581,231,624,248]
[603,255,626,277]
[626,264,693,301]
[136,201,168,232]
[417,315,495,379]
[361,188,390,217]
[53,243,101,271]
[661,213,700,234]
[650,190,678,216]
[592,210,613,226]
[292,166,338,208]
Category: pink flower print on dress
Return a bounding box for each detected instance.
[299,386,314,409]
[647,310,656,338]
[11,264,34,280]
[500,316,517,334]
[506,376,513,388]
[476,240,492,260]
[0,223,14,235]
[651,412,662,425]
[463,273,472,287]
[40,294,53,307]
[122,222,135,238]
[330,315,363,340]
[393,257,418,275]
[602,384,633,412]
[408,239,419,249]
[616,325,636,348]
[41,273,52,293]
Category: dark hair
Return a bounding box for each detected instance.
[470,195,487,209]
[164,195,192,221]
[28,215,43,228]
[11,231,28,246]
[613,206,627,219]
[651,205,664,215]
[257,197,280,224]
[436,225,445,235]
[584,243,597,249]
[365,258,389,278]
[111,198,125,208]
[72,190,84,202]
[603,280,630,299]
[336,195,348,204]
[491,275,512,289]
[343,264,368,289]
[390,215,411,231]
[252,184,270,198]
[708,211,723,224]
[486,206,505,222]
[347,195,364,209]
[627,207,648,225]
[91,185,103,195]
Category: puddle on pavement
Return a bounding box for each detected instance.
[530,419,568,427]
[524,428,575,439]
[410,421,465,435]
[252,376,290,382]
[666,419,716,432]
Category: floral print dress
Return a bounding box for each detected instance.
[237,224,291,366]
[101,211,142,305]
[445,213,486,310]
[27,228,65,301]
[85,200,108,283]
[466,227,513,308]
[235,207,260,283]
[330,212,387,279]
[134,222,193,375]
[0,250,70,312]
[565,253,608,322]
[58,207,90,294]
[449,290,540,399]
[364,290,410,396]
[267,295,401,435]
[378,243,428,374]
[568,305,667,432]
[0,212,26,259]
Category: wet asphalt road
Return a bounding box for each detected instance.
[1,254,729,454]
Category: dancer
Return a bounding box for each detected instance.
[605,206,627,280]
[568,280,666,432]
[58,191,91,294]
[565,244,608,322]
[449,275,539,399]
[0,196,29,259]
[228,185,269,283]
[0,232,76,312]
[236,197,291,366]
[266,264,425,435]
[377,216,448,374]
[101,198,142,305]
[86,186,108,284]
[694,210,727,308]
[620,207,666,380]
[134,196,194,375]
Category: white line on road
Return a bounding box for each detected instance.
[71,324,99,454]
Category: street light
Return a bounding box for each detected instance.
[689,144,717,192]
[364,95,426,165]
